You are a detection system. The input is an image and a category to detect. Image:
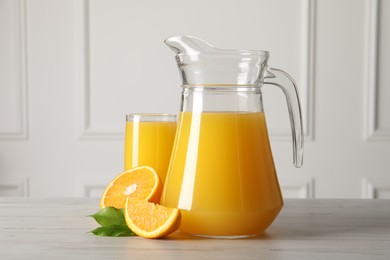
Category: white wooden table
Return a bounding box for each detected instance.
[0,198,389,259]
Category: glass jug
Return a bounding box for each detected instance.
[160,36,303,238]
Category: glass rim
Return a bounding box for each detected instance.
[126,113,177,122]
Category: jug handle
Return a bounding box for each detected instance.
[264,66,304,168]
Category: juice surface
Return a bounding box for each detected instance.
[161,112,283,237]
[124,121,176,183]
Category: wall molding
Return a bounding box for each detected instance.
[279,175,315,199]
[364,0,390,141]
[0,176,29,197]
[75,0,123,140]
[362,178,390,199]
[0,0,28,140]
[271,0,316,143]
[301,0,316,142]
[75,0,316,141]
[75,175,111,197]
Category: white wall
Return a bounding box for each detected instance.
[0,0,389,198]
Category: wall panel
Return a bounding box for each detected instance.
[0,0,28,139]
[365,0,390,141]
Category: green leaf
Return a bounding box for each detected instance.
[89,207,126,227]
[90,225,135,237]
[88,207,136,237]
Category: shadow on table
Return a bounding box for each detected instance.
[166,230,272,240]
[165,208,389,241]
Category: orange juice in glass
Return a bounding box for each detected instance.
[161,111,283,237]
[124,114,176,183]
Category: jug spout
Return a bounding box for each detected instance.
[165,36,217,56]
[164,36,269,86]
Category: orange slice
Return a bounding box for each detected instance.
[100,166,162,209]
[124,197,181,239]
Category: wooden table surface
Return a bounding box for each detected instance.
[0,198,389,259]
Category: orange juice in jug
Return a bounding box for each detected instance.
[161,111,283,237]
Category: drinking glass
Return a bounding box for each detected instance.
[124,113,176,183]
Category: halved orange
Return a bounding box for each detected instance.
[100,166,162,209]
[124,197,181,239]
